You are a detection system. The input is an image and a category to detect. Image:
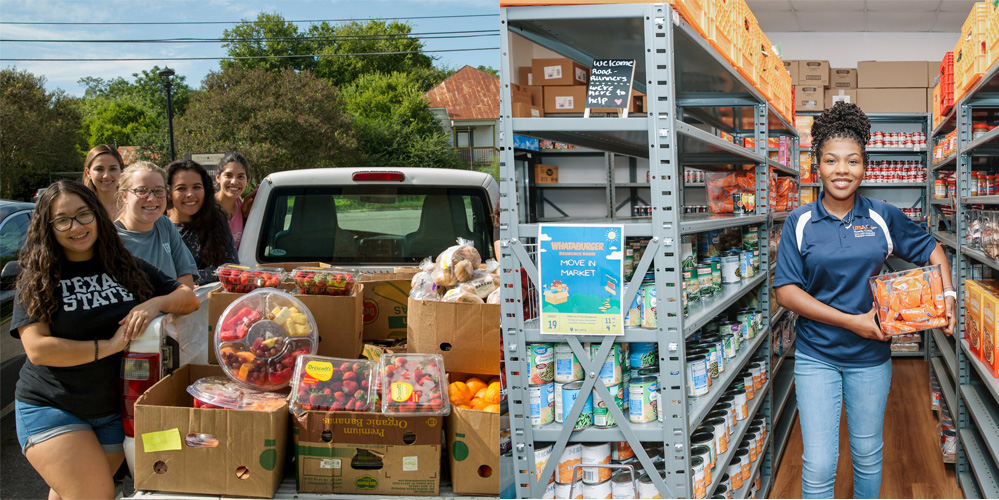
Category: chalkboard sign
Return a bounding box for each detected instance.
[585,59,636,117]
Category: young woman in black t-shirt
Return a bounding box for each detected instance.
[11,181,199,500]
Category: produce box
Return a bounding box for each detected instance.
[293,411,442,495]
[360,272,416,341]
[208,284,364,364]
[134,364,287,498]
[531,57,589,86]
[407,298,500,374]
[446,372,501,496]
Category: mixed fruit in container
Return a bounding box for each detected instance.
[216,264,284,293]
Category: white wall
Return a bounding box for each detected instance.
[766,32,959,68]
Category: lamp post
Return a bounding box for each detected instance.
[158,67,176,161]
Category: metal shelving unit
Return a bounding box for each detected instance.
[929,62,999,498]
[499,4,798,498]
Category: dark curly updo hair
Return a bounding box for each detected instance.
[811,101,871,166]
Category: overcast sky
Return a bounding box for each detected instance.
[0,0,499,96]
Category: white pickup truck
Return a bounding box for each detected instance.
[122,167,500,490]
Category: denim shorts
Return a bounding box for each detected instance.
[14,400,124,455]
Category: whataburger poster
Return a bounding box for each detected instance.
[539,224,624,336]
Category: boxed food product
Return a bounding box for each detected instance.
[870,266,947,335]
[361,272,415,340]
[216,264,283,293]
[518,66,533,86]
[798,60,830,86]
[135,364,288,498]
[784,60,799,84]
[293,411,442,495]
[795,85,824,111]
[512,102,544,118]
[830,68,858,88]
[966,280,984,360]
[531,58,589,86]
[215,289,318,391]
[290,267,358,296]
[379,353,450,416]
[857,88,927,113]
[858,61,929,88]
[288,355,376,414]
[446,372,501,495]
[536,164,559,183]
[543,86,587,113]
[982,288,999,374]
[186,376,287,411]
[826,89,858,109]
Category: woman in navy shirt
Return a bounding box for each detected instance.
[774,102,955,498]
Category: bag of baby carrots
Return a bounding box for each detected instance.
[869,265,947,335]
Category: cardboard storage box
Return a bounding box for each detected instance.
[407,298,500,374]
[518,66,533,86]
[447,403,500,496]
[511,83,543,107]
[512,102,544,117]
[927,88,935,115]
[799,60,830,86]
[929,61,941,86]
[361,272,415,341]
[982,286,999,375]
[532,58,589,86]
[825,89,858,108]
[208,284,364,364]
[858,61,929,88]
[535,164,559,184]
[857,88,926,113]
[543,86,587,113]
[591,90,646,114]
[784,60,799,85]
[830,68,857,88]
[795,85,825,111]
[293,411,442,495]
[134,364,287,498]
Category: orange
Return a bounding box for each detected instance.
[482,404,501,413]
[472,399,490,411]
[484,382,502,404]
[488,376,501,385]
[457,403,473,410]
[474,387,487,400]
[465,377,488,395]
[448,381,472,406]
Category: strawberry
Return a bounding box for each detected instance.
[340,362,351,372]
[334,391,346,402]
[343,371,357,381]
[342,380,358,393]
[360,379,369,390]
[413,369,424,382]
[395,357,407,368]
[309,393,324,408]
[322,388,332,397]
[400,402,417,413]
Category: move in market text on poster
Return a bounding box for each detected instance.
[538,224,624,336]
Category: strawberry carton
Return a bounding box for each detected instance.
[186,376,287,411]
[289,355,376,414]
[216,264,284,293]
[215,289,318,391]
[291,266,358,296]
[379,353,450,416]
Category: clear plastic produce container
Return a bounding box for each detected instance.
[288,355,376,414]
[216,264,284,293]
[186,376,287,411]
[290,267,359,296]
[379,353,450,416]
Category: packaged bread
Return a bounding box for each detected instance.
[486,288,501,304]
[442,286,485,304]
[468,270,500,298]
[410,258,441,301]
[436,238,482,284]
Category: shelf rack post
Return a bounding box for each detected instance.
[956,100,972,488]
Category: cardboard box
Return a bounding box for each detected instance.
[784,60,799,85]
[535,164,559,184]
[982,287,999,375]
[134,364,287,498]
[293,411,442,495]
[966,280,984,361]
[543,86,587,113]
[857,88,927,113]
[929,61,941,86]
[510,83,533,106]
[531,58,589,86]
[927,88,935,115]
[795,85,825,111]
[407,298,500,374]
[512,102,544,118]
[447,404,500,496]
[798,60,830,86]
[857,61,929,88]
[830,68,857,89]
[208,285,364,364]
[518,66,533,86]
[825,89,858,108]
[361,272,415,341]
[590,89,646,114]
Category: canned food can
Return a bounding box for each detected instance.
[691,431,716,471]
[686,355,709,397]
[641,277,658,328]
[752,250,759,273]
[702,344,719,379]
[542,480,557,499]
[719,473,731,495]
[732,389,748,419]
[684,266,700,303]
[611,470,638,499]
[742,371,755,400]
[697,263,714,297]
[707,417,729,454]
[736,309,756,339]
[746,434,758,462]
[720,251,740,284]
[735,447,751,480]
[535,442,554,481]
[613,440,636,461]
[718,320,740,338]
[625,288,642,326]
[629,342,658,369]
[562,381,593,431]
[555,343,584,383]
[743,225,759,251]
[753,416,767,441]
[637,473,661,499]
[690,444,713,488]
[740,251,754,278]
[557,443,583,483]
[716,484,730,499]
[593,384,624,428]
[691,456,706,499]
[582,443,612,484]
[708,257,722,292]
[749,363,762,390]
[702,336,725,374]
[629,376,659,423]
[554,381,565,423]
[708,409,732,441]
[716,397,737,428]
[554,481,580,499]
[721,335,737,359]
[530,383,555,426]
[590,343,624,386]
[528,343,555,384]
[727,461,744,490]
[732,193,745,215]
[748,425,763,456]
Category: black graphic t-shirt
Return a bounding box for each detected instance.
[10,257,180,418]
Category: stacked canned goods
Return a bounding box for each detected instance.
[866,131,926,150]
[684,205,709,214]
[631,205,653,217]
[685,168,706,184]
[863,160,925,183]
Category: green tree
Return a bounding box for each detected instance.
[80,99,157,148]
[340,71,459,169]
[0,68,85,200]
[175,67,361,179]
[310,20,436,88]
[221,12,314,72]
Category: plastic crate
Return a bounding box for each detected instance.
[933,83,942,125]
[707,0,739,66]
[677,0,710,38]
[738,3,759,69]
[989,0,999,68]
[960,3,991,94]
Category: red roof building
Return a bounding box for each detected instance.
[425,66,500,167]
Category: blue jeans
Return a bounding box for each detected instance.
[14,400,124,455]
[794,351,892,499]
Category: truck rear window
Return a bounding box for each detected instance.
[257,185,494,264]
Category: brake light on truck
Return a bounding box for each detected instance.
[121,353,160,436]
[352,171,405,182]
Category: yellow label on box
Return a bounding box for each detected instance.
[142,428,182,452]
[305,361,334,381]
[390,382,414,402]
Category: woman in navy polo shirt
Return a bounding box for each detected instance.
[774,102,956,499]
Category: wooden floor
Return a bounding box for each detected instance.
[770,359,965,499]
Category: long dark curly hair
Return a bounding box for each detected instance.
[811,101,871,165]
[17,180,154,323]
[166,160,232,267]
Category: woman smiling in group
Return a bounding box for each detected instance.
[214,152,256,250]
[166,160,237,285]
[114,162,198,289]
[774,102,955,498]
[81,145,124,216]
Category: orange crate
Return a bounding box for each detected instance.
[989,0,999,68]
[960,2,991,92]
[738,2,759,68]
[955,39,968,102]
[933,83,942,125]
[707,0,740,66]
[677,0,710,38]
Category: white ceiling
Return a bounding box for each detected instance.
[747,0,980,32]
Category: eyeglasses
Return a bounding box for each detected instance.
[50,210,96,232]
[125,187,167,199]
